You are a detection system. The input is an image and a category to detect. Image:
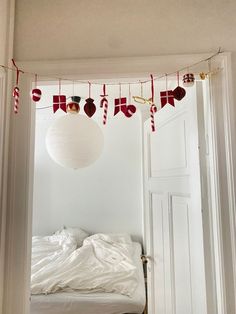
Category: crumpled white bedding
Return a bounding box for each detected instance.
[31,233,139,297]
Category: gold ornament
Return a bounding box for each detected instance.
[133,96,153,105]
[199,72,206,80]
[67,102,80,114]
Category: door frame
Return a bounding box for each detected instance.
[2,52,235,314]
[203,53,236,314]
[0,0,15,312]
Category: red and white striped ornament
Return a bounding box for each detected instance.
[31,75,42,102]
[13,86,20,114]
[150,104,157,132]
[149,74,157,132]
[125,105,136,118]
[12,59,24,114]
[100,84,108,125]
[31,88,42,102]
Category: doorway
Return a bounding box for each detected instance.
[3,53,236,314]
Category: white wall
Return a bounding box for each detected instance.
[33,83,144,241]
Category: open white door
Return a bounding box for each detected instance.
[143,83,207,314]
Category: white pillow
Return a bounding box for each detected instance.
[85,233,132,245]
[55,227,89,247]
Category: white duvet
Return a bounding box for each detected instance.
[31,233,138,297]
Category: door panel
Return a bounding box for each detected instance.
[149,113,188,177]
[171,196,192,314]
[144,84,207,314]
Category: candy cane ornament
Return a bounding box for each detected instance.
[12,59,24,114]
[150,104,157,132]
[150,74,157,132]
[13,86,20,114]
[100,84,108,125]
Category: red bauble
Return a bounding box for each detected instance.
[173,86,186,101]
[84,98,96,117]
[125,105,136,118]
[31,88,42,102]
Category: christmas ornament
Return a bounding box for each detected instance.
[199,72,207,80]
[160,90,175,107]
[114,97,127,116]
[71,96,81,103]
[84,98,96,117]
[53,79,67,113]
[183,73,195,87]
[13,86,20,114]
[160,74,175,108]
[149,74,157,132]
[173,72,186,101]
[31,74,42,102]
[126,105,136,117]
[12,59,24,114]
[67,96,81,113]
[84,82,96,117]
[173,87,186,101]
[150,104,157,132]
[125,84,136,118]
[114,84,127,116]
[133,82,152,105]
[31,89,42,102]
[67,102,80,113]
[133,96,152,105]
[53,95,67,113]
[100,84,108,125]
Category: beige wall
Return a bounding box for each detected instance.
[14,0,236,61]
[13,0,236,108]
[0,0,8,64]
[0,0,14,65]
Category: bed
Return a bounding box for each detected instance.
[30,229,146,314]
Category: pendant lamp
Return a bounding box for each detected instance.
[46,110,104,169]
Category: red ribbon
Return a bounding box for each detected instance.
[12,59,24,85]
[150,74,154,104]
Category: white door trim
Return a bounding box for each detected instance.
[221,54,236,301]
[199,52,236,314]
[3,53,235,314]
[216,53,236,312]
[0,0,15,312]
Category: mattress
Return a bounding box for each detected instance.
[30,242,146,314]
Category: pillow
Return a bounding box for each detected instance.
[55,226,89,248]
[84,233,132,245]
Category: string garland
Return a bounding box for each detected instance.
[1,48,223,131]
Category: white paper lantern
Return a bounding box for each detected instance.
[46,114,104,169]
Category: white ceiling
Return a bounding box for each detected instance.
[14,0,236,61]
